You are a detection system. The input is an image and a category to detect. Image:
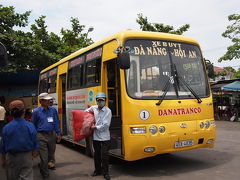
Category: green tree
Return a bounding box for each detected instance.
[0,4,94,72]
[224,66,236,73]
[0,4,31,71]
[136,13,190,35]
[214,71,227,77]
[219,14,240,62]
[59,17,93,57]
[29,16,62,69]
[233,68,240,78]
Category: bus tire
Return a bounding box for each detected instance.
[85,136,94,157]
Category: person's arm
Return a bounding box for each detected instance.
[29,124,39,158]
[3,108,6,121]
[95,109,112,132]
[53,109,61,137]
[1,154,6,168]
[84,106,94,113]
[31,110,38,129]
[85,106,96,130]
[0,128,6,168]
[31,124,39,150]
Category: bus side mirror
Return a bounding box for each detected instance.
[207,63,214,78]
[118,51,130,69]
[0,42,8,67]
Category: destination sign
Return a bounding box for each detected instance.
[69,57,84,68]
[49,68,57,76]
[40,73,47,80]
[86,47,102,61]
[127,40,199,59]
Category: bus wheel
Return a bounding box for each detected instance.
[85,136,94,157]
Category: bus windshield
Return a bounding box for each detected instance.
[125,39,209,100]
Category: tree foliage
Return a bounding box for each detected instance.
[60,17,93,58]
[0,4,31,71]
[213,66,236,79]
[0,4,93,72]
[214,71,227,77]
[223,66,236,73]
[219,14,240,62]
[136,13,190,35]
[233,68,240,78]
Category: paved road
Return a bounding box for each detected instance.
[1,121,240,180]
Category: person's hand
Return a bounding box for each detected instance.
[91,125,96,130]
[56,136,61,143]
[1,161,6,169]
[32,150,38,158]
[1,155,6,169]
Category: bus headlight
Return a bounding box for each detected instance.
[200,122,204,129]
[205,121,210,129]
[210,120,215,126]
[149,126,158,135]
[159,126,166,133]
[130,127,146,134]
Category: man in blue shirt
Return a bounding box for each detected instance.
[0,100,38,180]
[32,93,61,179]
[85,92,112,180]
[47,97,58,170]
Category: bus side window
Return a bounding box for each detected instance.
[48,74,57,93]
[86,58,101,86]
[39,78,48,93]
[107,61,115,87]
[67,64,84,90]
[127,61,138,96]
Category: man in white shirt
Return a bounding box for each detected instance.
[85,92,112,180]
[0,101,6,136]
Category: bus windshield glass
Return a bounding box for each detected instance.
[125,39,209,100]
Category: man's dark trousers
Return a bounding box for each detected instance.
[6,151,33,180]
[37,131,56,178]
[93,140,110,175]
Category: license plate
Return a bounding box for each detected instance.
[174,140,194,148]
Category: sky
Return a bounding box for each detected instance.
[1,0,240,69]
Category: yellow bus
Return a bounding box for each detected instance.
[38,30,216,161]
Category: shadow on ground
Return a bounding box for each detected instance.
[109,148,233,178]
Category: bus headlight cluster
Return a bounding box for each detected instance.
[131,126,166,134]
[200,121,212,129]
[159,126,166,133]
[205,121,210,129]
[200,122,205,129]
[210,120,216,126]
[149,126,158,135]
[130,127,146,134]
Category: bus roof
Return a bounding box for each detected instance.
[40,30,199,74]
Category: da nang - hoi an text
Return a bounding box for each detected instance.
[133,41,197,59]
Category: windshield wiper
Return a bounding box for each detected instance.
[156,64,202,106]
[178,76,202,103]
[155,63,180,106]
[156,77,171,106]
[172,63,202,103]
[171,63,180,98]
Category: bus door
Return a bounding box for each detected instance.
[106,59,122,157]
[59,74,67,135]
